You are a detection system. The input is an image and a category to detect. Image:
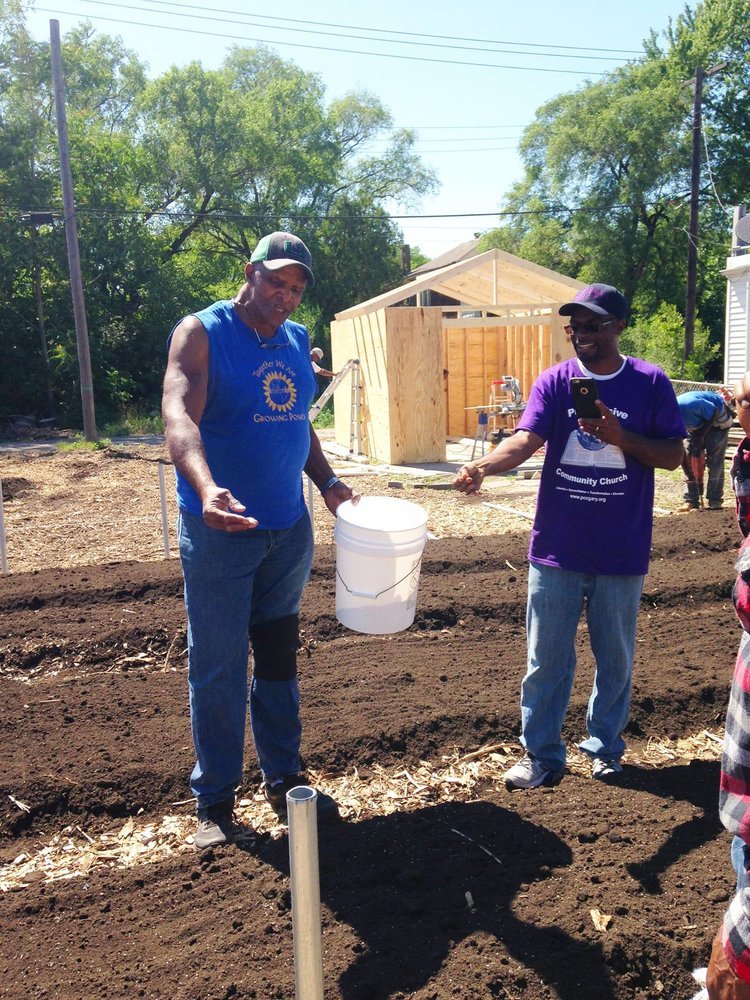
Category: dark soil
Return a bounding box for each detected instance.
[0,510,742,999]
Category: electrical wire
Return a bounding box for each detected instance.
[702,130,731,215]
[35,4,612,75]
[363,136,526,143]
[68,0,643,58]
[8,201,694,223]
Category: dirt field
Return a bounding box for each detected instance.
[0,442,742,999]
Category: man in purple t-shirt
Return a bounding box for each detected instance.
[454,284,685,790]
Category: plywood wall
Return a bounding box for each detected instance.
[330,307,446,465]
[443,313,572,437]
[330,306,573,461]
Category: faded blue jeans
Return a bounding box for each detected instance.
[684,423,731,506]
[520,562,645,771]
[178,509,314,809]
[732,837,750,893]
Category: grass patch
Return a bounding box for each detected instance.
[312,405,334,429]
[101,411,164,437]
[58,436,112,452]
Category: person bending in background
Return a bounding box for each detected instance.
[454,283,685,790]
[162,231,358,849]
[707,373,750,999]
[310,347,335,400]
[676,389,735,511]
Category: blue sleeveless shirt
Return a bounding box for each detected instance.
[172,300,316,529]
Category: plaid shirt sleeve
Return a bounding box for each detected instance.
[720,439,750,980]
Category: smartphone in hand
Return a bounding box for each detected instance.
[570,377,600,419]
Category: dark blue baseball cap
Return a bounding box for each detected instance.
[559,283,628,320]
[251,231,315,286]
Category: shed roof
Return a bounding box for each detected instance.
[409,237,482,276]
[334,246,584,321]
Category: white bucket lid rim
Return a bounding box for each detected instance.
[336,496,427,532]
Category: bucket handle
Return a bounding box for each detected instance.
[336,557,423,600]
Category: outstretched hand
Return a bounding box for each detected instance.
[202,486,258,531]
[454,463,485,494]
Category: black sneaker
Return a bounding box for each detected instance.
[194,800,235,849]
[263,774,339,824]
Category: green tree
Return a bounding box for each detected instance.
[482,0,750,372]
[136,47,436,325]
[0,13,436,425]
[621,301,719,379]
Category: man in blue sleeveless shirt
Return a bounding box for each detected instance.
[162,232,358,848]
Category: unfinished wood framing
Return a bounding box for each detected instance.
[330,307,445,465]
[442,312,570,437]
[331,247,583,465]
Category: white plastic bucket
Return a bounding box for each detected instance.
[334,496,428,634]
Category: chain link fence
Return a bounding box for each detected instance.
[670,378,729,396]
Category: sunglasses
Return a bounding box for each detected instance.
[254,330,290,349]
[565,319,616,336]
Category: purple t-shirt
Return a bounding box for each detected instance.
[515,357,685,575]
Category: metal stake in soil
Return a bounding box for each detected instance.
[287,786,324,1000]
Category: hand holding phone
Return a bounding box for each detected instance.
[570,377,600,419]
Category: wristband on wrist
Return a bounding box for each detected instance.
[320,475,341,495]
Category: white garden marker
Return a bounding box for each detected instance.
[287,786,324,1000]
[0,478,7,575]
[306,474,315,534]
[158,462,171,559]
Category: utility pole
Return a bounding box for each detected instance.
[49,19,97,441]
[683,61,728,364]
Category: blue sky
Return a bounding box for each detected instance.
[25,0,693,259]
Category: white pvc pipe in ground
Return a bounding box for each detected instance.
[0,478,7,575]
[158,462,171,559]
[305,474,315,535]
[287,786,323,1000]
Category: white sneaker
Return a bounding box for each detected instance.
[592,757,623,780]
[504,755,564,790]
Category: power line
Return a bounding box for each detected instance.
[702,130,731,215]
[399,147,521,154]
[359,141,522,152]
[363,136,526,143]
[64,0,635,63]
[36,4,612,75]
[399,125,528,130]
[139,0,642,55]
[7,201,689,223]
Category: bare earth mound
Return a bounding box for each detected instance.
[0,443,742,999]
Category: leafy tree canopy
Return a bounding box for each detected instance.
[482,0,749,377]
[0,11,436,424]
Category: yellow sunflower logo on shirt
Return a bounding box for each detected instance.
[263,370,297,412]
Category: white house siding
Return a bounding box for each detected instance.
[723,257,750,386]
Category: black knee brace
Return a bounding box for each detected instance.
[250,614,299,682]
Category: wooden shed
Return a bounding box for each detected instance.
[330,245,584,465]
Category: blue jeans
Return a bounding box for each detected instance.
[684,424,730,505]
[178,510,314,808]
[732,837,750,893]
[521,562,645,770]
